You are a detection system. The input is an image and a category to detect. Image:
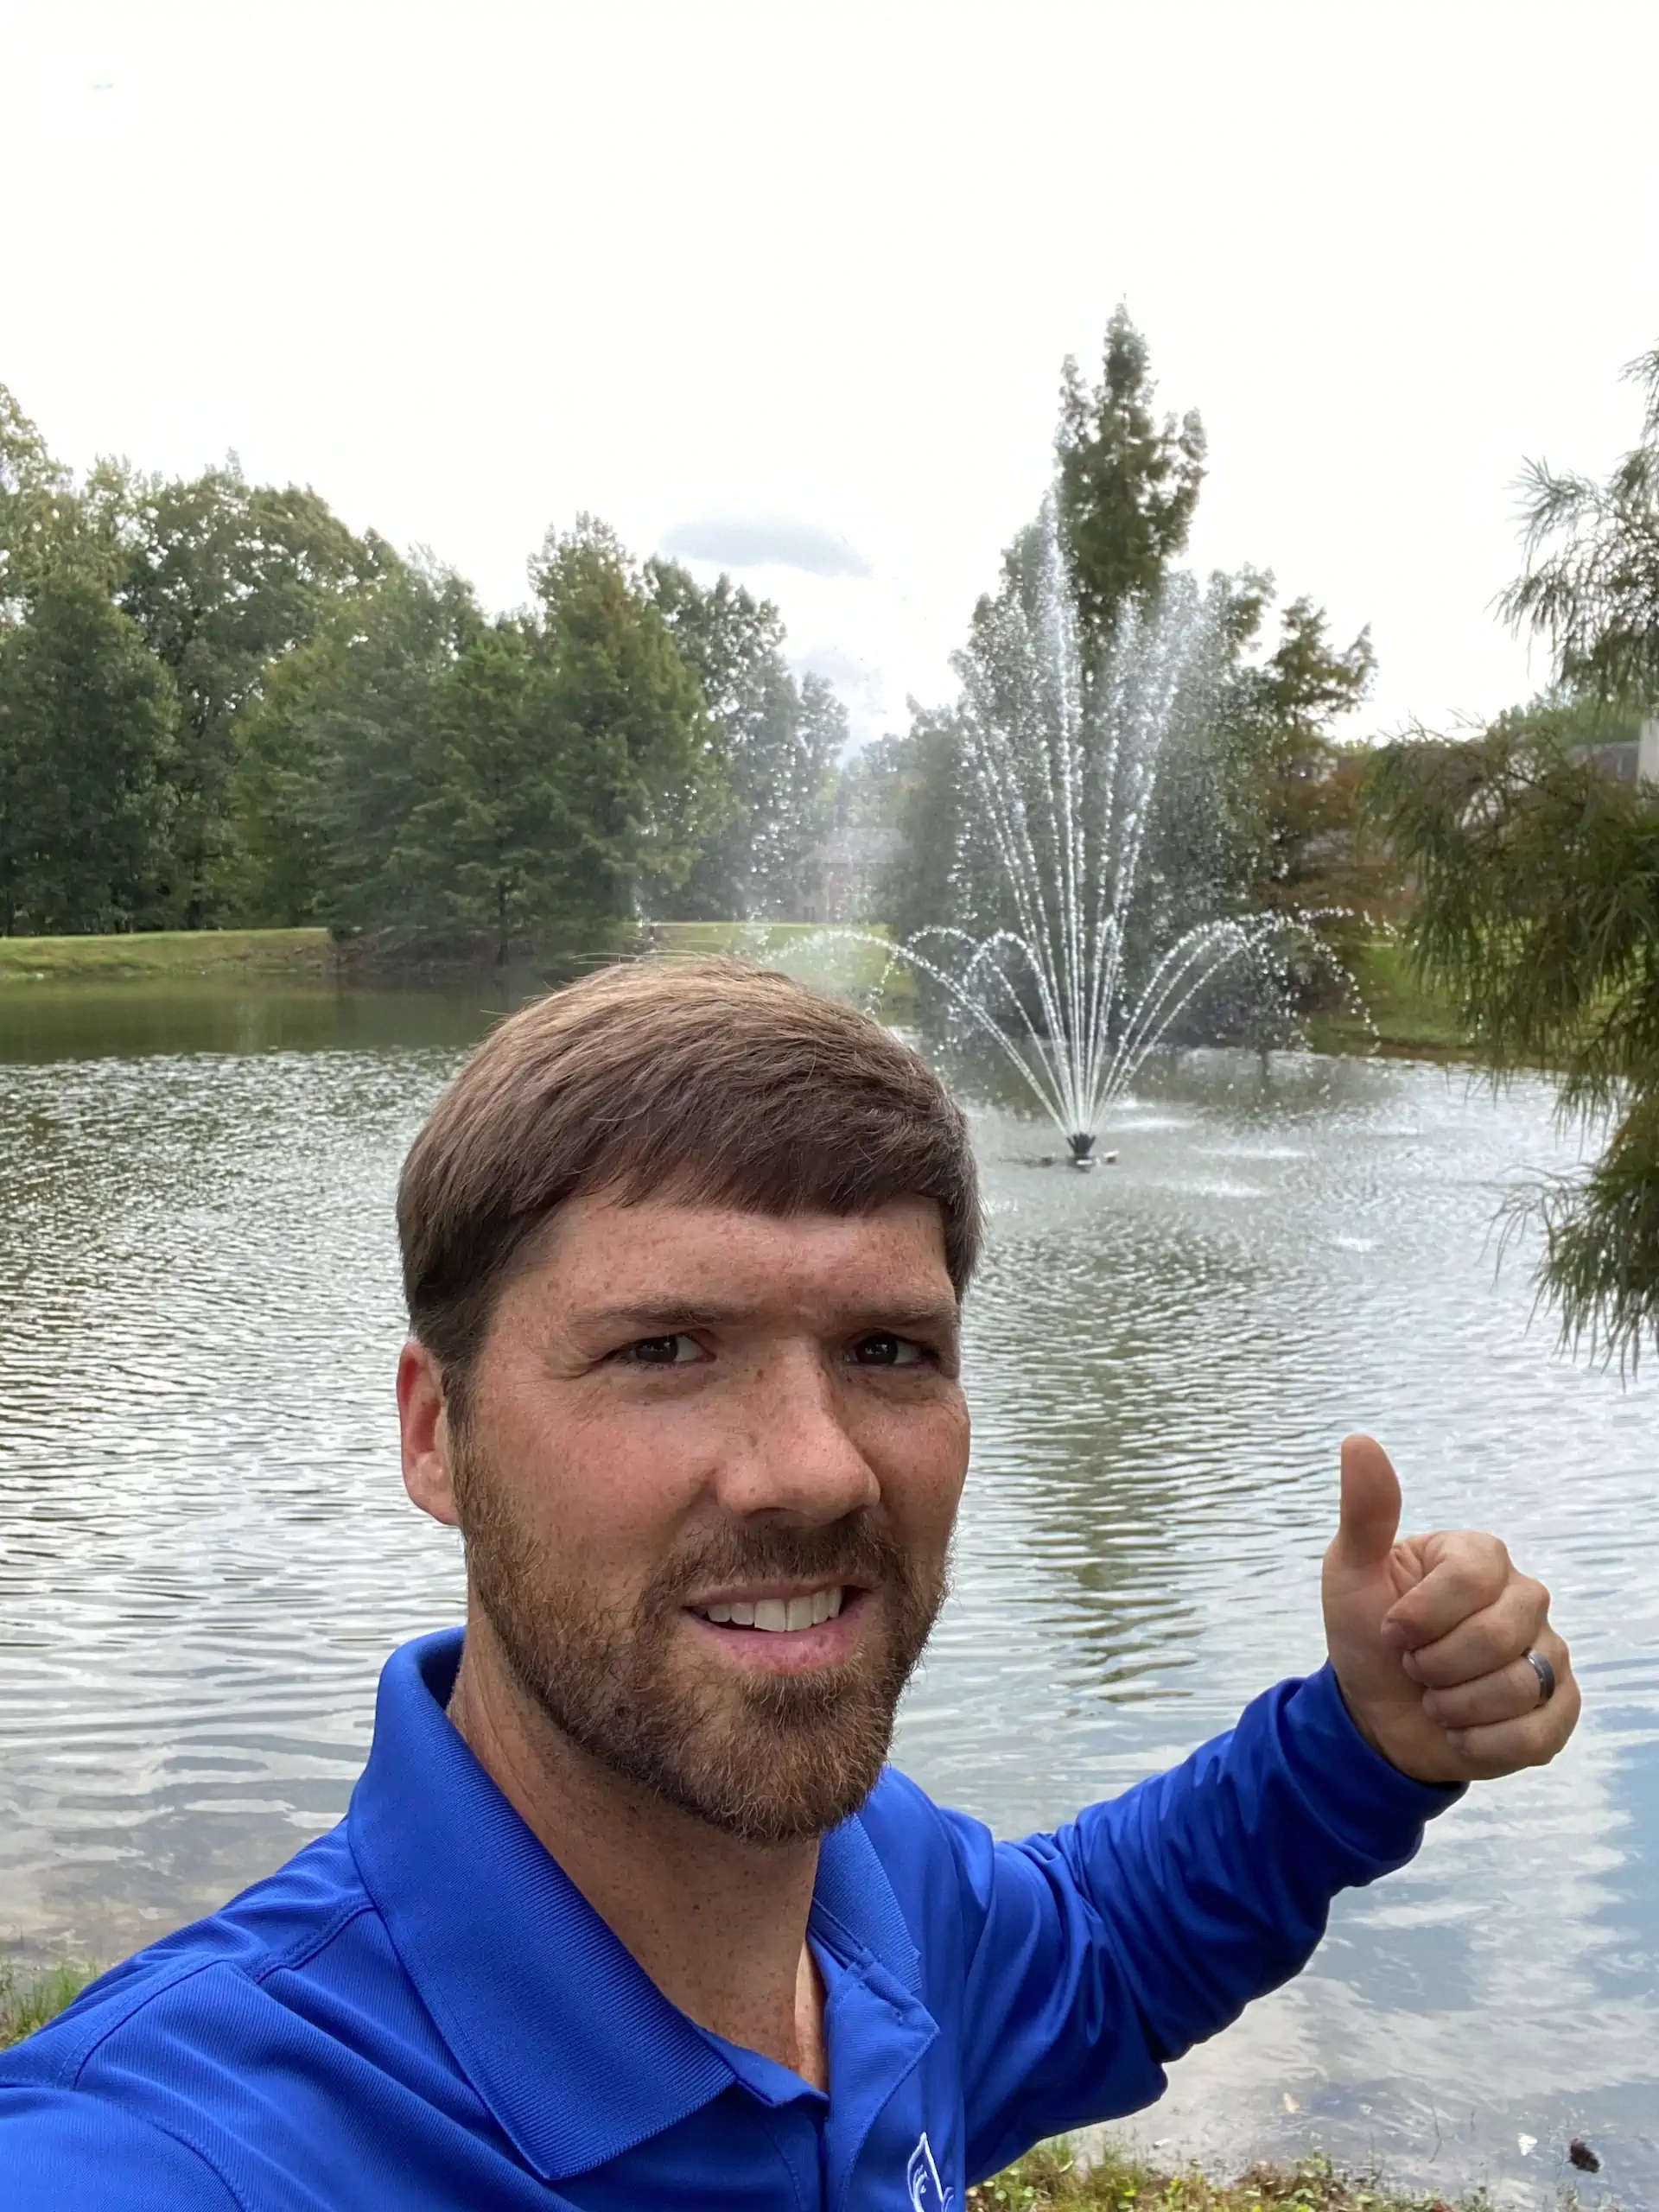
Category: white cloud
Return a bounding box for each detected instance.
[659,517,871,579]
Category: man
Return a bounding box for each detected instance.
[1,960,1578,2209]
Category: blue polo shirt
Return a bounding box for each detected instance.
[0,1630,1455,2209]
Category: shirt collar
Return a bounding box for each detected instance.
[346,1629,927,2182]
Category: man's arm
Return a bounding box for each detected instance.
[948,1662,1453,2179]
[948,1435,1578,2181]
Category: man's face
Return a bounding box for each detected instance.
[416,1192,969,1846]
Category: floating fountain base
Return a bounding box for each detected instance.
[1066,1133,1096,1168]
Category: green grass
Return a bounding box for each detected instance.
[973,2143,1501,2212]
[1307,937,1476,1060]
[0,927,336,985]
[0,1961,94,2049]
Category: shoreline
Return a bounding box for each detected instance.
[0,925,1478,1063]
[0,927,340,987]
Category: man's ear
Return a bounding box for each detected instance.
[397,1339,461,1529]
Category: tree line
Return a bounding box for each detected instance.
[0,393,844,952]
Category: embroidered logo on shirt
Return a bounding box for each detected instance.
[906,2132,956,2212]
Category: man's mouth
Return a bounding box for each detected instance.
[691,1586,847,1633]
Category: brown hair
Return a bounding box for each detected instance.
[397,957,980,1405]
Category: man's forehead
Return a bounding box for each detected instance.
[517,1191,955,1312]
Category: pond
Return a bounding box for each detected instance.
[1,981,1654,2202]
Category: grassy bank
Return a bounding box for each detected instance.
[0,1961,92,2049]
[0,928,336,986]
[0,922,1474,1062]
[1306,938,1475,1060]
[977,2142,1527,2211]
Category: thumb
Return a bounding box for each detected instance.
[1330,1433,1402,1570]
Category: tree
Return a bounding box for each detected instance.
[1368,721,1659,1365]
[1215,593,1376,913]
[235,526,728,955]
[395,617,570,963]
[1366,338,1659,1368]
[0,558,175,935]
[1499,346,1659,708]
[0,385,73,616]
[893,302,1368,970]
[100,463,390,925]
[528,520,722,924]
[647,561,840,918]
[888,544,1374,956]
[283,561,480,937]
[1056,305,1205,649]
[878,704,973,946]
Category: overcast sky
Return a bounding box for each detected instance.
[3,0,1657,744]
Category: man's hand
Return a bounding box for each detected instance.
[1321,1434,1580,1785]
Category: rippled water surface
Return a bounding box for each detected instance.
[2,988,1655,2202]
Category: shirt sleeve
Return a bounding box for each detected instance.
[0,2087,241,2211]
[949,1663,1462,2181]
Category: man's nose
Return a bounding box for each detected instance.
[712,1345,881,1524]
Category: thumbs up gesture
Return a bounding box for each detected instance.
[1322,1436,1579,1784]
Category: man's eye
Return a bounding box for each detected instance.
[848,1332,925,1368]
[621,1333,702,1367]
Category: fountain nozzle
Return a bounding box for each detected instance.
[1066,1132,1096,1168]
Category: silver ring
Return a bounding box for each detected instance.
[1525,1649,1556,1707]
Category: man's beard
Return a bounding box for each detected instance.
[450,1437,948,1846]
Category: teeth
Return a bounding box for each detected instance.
[697,1586,847,1630]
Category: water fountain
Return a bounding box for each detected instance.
[883,503,1300,1161]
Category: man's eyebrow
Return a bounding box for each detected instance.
[571,1298,961,1337]
[574,1300,756,1334]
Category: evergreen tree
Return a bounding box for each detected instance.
[1367,335,1659,1365]
[893,312,1209,948]
[0,559,175,934]
[1500,345,1659,707]
[1056,305,1205,649]
[1369,721,1659,1365]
